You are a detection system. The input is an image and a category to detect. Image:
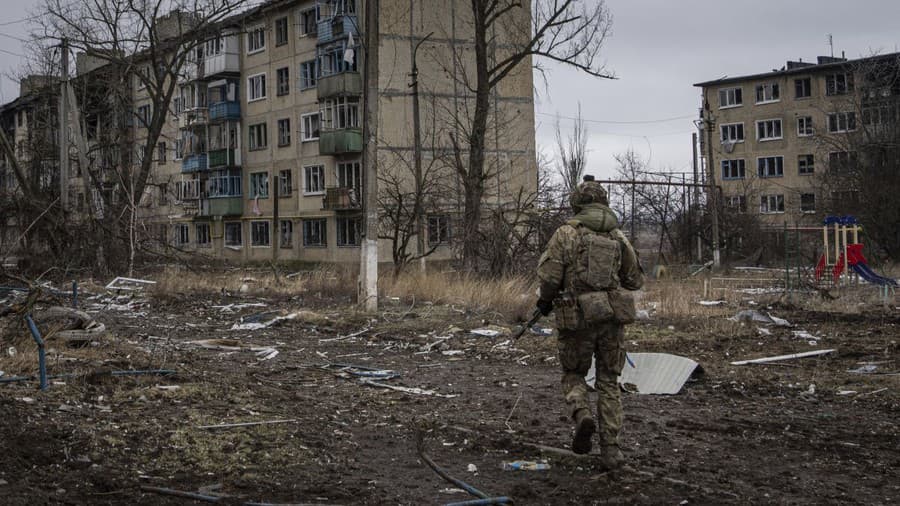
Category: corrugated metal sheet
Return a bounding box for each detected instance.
[585,352,700,395]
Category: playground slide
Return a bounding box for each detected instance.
[850,262,899,287]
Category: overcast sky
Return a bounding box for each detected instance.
[2,0,899,178]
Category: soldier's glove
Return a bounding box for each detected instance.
[536,298,554,317]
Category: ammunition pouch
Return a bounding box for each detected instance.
[576,291,615,325]
[608,290,636,324]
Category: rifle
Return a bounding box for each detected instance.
[512,308,543,340]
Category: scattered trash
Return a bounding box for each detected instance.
[792,330,820,341]
[418,435,510,506]
[467,464,478,473]
[105,277,156,291]
[730,310,790,327]
[837,390,858,396]
[156,385,181,391]
[501,461,550,471]
[7,347,16,357]
[757,327,772,336]
[698,300,727,306]
[211,302,268,313]
[848,364,878,374]
[442,350,465,356]
[636,309,651,320]
[586,353,701,395]
[530,326,553,336]
[730,349,835,366]
[361,380,458,398]
[34,307,107,344]
[189,339,278,361]
[470,328,501,338]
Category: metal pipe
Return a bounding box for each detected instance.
[25,315,47,391]
[419,448,491,500]
[140,485,222,502]
[445,498,512,506]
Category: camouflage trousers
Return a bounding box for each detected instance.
[557,323,626,446]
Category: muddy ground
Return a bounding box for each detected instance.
[1,284,898,505]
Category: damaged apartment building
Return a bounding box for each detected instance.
[1,0,537,264]
[694,52,900,226]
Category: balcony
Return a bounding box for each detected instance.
[182,154,208,173]
[200,196,243,217]
[209,101,240,121]
[317,15,357,44]
[317,71,361,99]
[179,108,208,129]
[208,148,238,168]
[204,52,240,77]
[322,186,360,211]
[319,128,363,155]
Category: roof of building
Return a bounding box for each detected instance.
[693,51,900,88]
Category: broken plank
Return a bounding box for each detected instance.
[730,349,835,366]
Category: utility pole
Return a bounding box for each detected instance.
[703,104,721,268]
[59,38,69,210]
[410,32,432,273]
[691,132,701,261]
[359,0,380,312]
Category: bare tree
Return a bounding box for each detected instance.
[452,0,614,271]
[33,0,247,273]
[814,53,900,261]
[555,103,588,196]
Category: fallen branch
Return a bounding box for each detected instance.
[197,419,298,430]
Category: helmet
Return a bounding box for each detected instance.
[570,176,608,211]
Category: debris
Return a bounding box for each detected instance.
[7,346,16,357]
[105,277,156,291]
[442,350,465,356]
[586,353,701,395]
[501,461,550,471]
[156,385,181,391]
[792,330,821,342]
[421,336,452,352]
[858,387,888,397]
[197,419,298,430]
[211,303,268,313]
[467,464,478,473]
[140,485,224,502]
[757,327,772,336]
[417,434,510,505]
[470,328,501,338]
[837,390,857,396]
[189,339,278,361]
[848,364,878,374]
[361,380,458,398]
[636,309,651,320]
[730,349,835,366]
[730,310,790,326]
[698,300,727,306]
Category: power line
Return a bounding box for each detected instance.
[0,32,30,44]
[537,110,695,125]
[0,48,26,58]
[0,14,41,27]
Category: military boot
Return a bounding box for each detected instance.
[571,408,596,455]
[600,443,624,470]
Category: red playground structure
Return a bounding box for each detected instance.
[814,216,898,287]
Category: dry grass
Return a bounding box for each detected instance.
[385,272,536,322]
[151,265,358,299]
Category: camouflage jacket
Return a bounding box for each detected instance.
[537,203,644,302]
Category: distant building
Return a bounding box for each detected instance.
[1,0,537,264]
[694,52,900,227]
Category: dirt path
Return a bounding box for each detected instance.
[1,293,898,505]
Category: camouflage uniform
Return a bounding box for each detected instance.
[536,181,643,463]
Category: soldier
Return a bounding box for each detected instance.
[535,175,644,469]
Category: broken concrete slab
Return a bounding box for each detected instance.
[585,352,701,395]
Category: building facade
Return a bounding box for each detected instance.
[694,53,899,227]
[1,0,537,266]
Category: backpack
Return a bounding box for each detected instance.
[555,223,625,329]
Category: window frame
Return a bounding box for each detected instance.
[249,171,270,198]
[719,122,745,143]
[196,223,211,248]
[725,195,747,213]
[794,78,811,99]
[798,154,815,175]
[251,220,271,247]
[277,118,291,147]
[718,87,743,109]
[303,164,326,195]
[759,194,785,214]
[279,219,293,248]
[336,216,361,247]
[299,60,317,89]
[827,112,857,133]
[248,122,268,150]
[276,67,290,96]
[427,215,451,246]
[720,159,746,180]
[757,156,784,178]
[275,17,289,46]
[800,193,816,213]
[756,118,783,141]
[301,113,320,141]
[247,72,267,102]
[755,82,780,104]
[797,116,814,137]
[247,25,266,55]
[174,223,190,245]
[278,169,292,196]
[302,218,327,247]
[825,73,854,96]
[224,222,243,247]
